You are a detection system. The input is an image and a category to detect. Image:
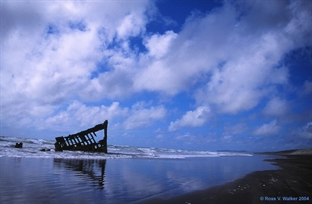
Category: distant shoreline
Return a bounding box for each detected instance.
[137,153,312,204]
[255,148,312,156]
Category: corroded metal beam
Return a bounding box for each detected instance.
[55,120,108,153]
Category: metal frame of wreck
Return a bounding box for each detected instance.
[54,120,108,153]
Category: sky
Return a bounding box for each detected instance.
[1,0,311,152]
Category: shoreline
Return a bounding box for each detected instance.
[136,154,312,204]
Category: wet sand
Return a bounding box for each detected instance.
[138,155,312,204]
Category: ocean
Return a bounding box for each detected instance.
[0,136,278,203]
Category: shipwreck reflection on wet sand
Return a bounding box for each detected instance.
[53,159,107,190]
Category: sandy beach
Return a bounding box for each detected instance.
[139,154,312,204]
[1,137,311,204]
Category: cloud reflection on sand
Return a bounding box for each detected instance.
[0,155,278,204]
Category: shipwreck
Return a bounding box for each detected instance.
[54,120,108,153]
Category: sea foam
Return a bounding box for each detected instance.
[0,136,253,159]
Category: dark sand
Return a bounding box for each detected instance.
[137,155,312,204]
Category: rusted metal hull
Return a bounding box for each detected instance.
[54,120,108,153]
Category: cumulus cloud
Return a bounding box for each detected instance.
[169,106,210,131]
[253,120,281,136]
[301,80,312,95]
[82,54,137,100]
[223,123,247,135]
[0,1,153,132]
[263,98,288,116]
[0,0,153,102]
[132,31,179,95]
[135,0,308,114]
[192,10,292,113]
[2,0,310,105]
[299,122,312,139]
[144,31,178,58]
[123,102,167,129]
[44,101,127,132]
[1,0,311,144]
[116,12,147,40]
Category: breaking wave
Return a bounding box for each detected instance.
[0,136,253,159]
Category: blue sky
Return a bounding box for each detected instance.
[1,0,311,152]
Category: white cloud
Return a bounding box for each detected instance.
[134,60,181,95]
[263,98,288,116]
[136,0,308,114]
[133,31,180,94]
[123,102,167,129]
[44,101,127,132]
[223,123,247,135]
[253,120,281,136]
[0,1,153,133]
[298,122,312,139]
[301,80,312,95]
[169,106,210,131]
[82,57,137,100]
[284,0,312,48]
[194,29,290,113]
[1,0,311,144]
[117,12,147,40]
[144,31,177,58]
[1,0,153,99]
[3,0,307,107]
